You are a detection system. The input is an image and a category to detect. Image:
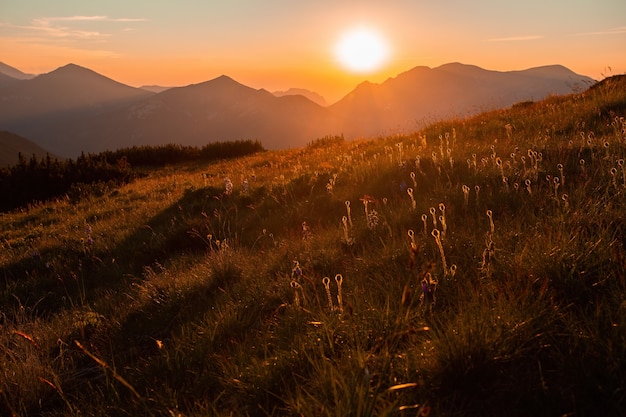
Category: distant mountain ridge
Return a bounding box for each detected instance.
[6,71,340,156]
[0,62,35,80]
[0,61,595,157]
[329,62,595,138]
[140,85,173,93]
[0,63,153,125]
[0,131,55,167]
[273,88,327,107]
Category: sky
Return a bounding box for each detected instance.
[1,0,625,103]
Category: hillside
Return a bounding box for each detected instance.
[0,75,625,417]
[0,61,35,80]
[0,131,56,167]
[0,72,20,89]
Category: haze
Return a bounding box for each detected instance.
[1,0,625,102]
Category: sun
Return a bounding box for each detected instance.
[334,26,390,73]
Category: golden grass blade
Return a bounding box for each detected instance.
[74,340,141,399]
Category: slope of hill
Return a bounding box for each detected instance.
[0,131,56,167]
[0,61,35,80]
[330,62,595,138]
[0,75,625,416]
[273,88,328,106]
[0,72,20,90]
[140,85,173,93]
[34,75,342,157]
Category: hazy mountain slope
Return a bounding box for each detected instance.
[0,62,35,80]
[0,61,597,158]
[40,75,342,156]
[140,85,173,93]
[0,131,56,167]
[0,72,20,90]
[330,62,595,138]
[0,64,154,142]
[273,88,327,106]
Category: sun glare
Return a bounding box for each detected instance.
[334,26,390,73]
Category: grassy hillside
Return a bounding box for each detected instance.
[1,75,625,417]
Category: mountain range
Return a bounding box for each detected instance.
[0,61,595,159]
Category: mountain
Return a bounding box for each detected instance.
[33,75,342,156]
[0,62,596,158]
[0,64,154,153]
[0,63,154,125]
[273,88,327,106]
[329,62,595,138]
[140,85,173,93]
[0,131,56,167]
[0,62,35,80]
[0,72,20,90]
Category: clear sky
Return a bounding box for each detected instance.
[1,0,625,102]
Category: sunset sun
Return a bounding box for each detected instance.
[334,26,390,73]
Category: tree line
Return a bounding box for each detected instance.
[0,140,265,212]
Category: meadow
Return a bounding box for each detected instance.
[1,75,625,416]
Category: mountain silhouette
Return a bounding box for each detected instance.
[140,85,173,93]
[273,88,327,106]
[0,131,56,167]
[32,74,341,157]
[0,63,154,150]
[0,62,595,157]
[0,62,35,80]
[0,72,20,90]
[330,62,595,138]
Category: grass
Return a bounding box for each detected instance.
[1,75,625,416]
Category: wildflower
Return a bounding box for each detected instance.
[432,229,448,275]
[366,209,380,230]
[291,280,304,308]
[335,274,344,314]
[429,207,437,229]
[553,177,560,197]
[407,188,416,210]
[462,184,470,206]
[439,215,447,238]
[342,216,354,245]
[580,159,587,179]
[449,264,457,278]
[610,167,618,188]
[323,277,333,311]
[302,221,312,241]
[557,163,565,187]
[345,200,353,227]
[420,273,437,310]
[291,260,302,280]
[224,177,233,195]
[486,209,494,236]
[360,195,376,216]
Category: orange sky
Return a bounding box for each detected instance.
[1,1,625,103]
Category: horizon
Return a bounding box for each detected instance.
[1,1,625,102]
